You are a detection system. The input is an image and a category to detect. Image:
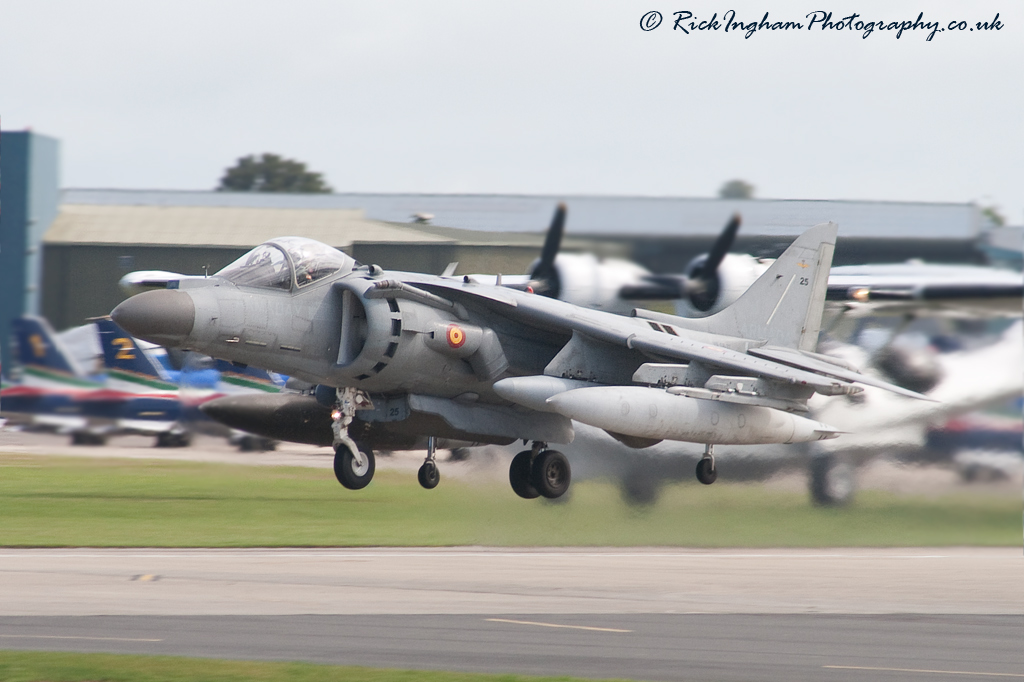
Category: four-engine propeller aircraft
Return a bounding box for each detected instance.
[493,204,1023,320]
[112,224,929,499]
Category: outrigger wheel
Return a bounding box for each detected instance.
[417,436,441,490]
[418,461,440,489]
[696,444,718,485]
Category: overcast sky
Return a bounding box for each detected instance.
[3,1,1021,223]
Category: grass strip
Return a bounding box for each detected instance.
[0,650,623,682]
[0,454,1019,547]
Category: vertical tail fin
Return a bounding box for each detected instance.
[12,316,86,377]
[673,222,837,350]
[94,317,176,387]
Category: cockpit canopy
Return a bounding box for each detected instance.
[216,237,356,290]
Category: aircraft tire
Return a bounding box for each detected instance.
[809,455,855,506]
[417,461,440,489]
[72,432,105,446]
[531,449,571,499]
[620,470,661,507]
[334,442,375,490]
[509,451,540,499]
[696,458,717,485]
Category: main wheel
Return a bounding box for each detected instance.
[696,458,717,485]
[418,461,440,489]
[531,450,571,499]
[809,455,855,506]
[620,469,661,507]
[334,442,375,490]
[509,450,540,499]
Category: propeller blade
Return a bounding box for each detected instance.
[533,203,566,278]
[530,202,567,297]
[698,213,741,280]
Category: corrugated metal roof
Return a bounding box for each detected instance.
[62,189,985,240]
[44,204,453,248]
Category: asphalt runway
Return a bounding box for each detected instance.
[3,613,1023,682]
[2,548,1024,681]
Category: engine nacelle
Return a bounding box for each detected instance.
[674,253,771,318]
[533,253,652,315]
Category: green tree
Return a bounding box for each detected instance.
[217,153,333,193]
[718,179,755,200]
[981,205,1006,227]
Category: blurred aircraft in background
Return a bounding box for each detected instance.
[0,316,184,445]
[0,316,285,450]
[94,317,284,450]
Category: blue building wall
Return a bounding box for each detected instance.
[0,131,61,374]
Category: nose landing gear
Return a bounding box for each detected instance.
[331,387,376,490]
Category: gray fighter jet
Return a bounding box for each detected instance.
[111,223,928,499]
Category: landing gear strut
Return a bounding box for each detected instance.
[696,444,717,485]
[509,442,571,500]
[418,436,441,489]
[331,387,375,490]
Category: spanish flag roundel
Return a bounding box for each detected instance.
[446,324,466,348]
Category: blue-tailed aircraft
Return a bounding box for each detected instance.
[1,316,183,445]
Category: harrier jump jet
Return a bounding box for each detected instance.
[111,223,927,499]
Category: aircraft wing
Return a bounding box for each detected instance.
[413,277,930,401]
[826,264,1023,317]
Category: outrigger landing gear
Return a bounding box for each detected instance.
[331,387,376,490]
[696,443,717,485]
[509,441,571,500]
[417,436,441,489]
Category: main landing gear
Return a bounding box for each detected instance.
[696,443,717,485]
[509,442,571,500]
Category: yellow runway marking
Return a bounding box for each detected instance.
[825,665,1024,678]
[486,618,631,633]
[0,635,162,642]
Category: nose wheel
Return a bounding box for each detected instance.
[417,436,441,489]
[334,441,375,490]
[696,444,717,485]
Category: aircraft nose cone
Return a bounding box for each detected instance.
[111,289,195,346]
